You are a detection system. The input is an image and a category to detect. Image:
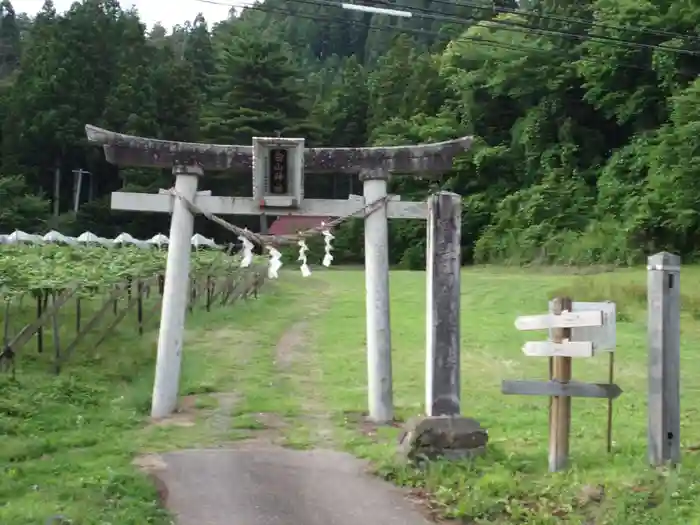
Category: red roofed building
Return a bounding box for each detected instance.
[268,216,332,236]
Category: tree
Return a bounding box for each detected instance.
[0,175,50,232]
[0,0,699,268]
[184,13,216,97]
[367,34,445,137]
[101,10,157,137]
[1,0,60,170]
[3,0,145,170]
[201,27,320,143]
[0,0,20,81]
[317,55,369,147]
[150,46,200,141]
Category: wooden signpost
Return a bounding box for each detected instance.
[502,297,620,472]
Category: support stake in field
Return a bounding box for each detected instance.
[3,298,11,347]
[36,290,45,353]
[75,296,81,333]
[606,351,615,453]
[137,280,144,335]
[51,292,62,374]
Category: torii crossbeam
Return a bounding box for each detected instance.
[86,125,471,174]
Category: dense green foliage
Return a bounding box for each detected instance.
[2,0,700,267]
[0,244,238,295]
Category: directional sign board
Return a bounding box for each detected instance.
[522,341,594,358]
[506,298,620,471]
[515,308,606,358]
[547,301,616,351]
[515,310,603,331]
[502,380,623,399]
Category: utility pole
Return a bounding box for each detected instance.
[53,166,61,217]
[72,169,91,213]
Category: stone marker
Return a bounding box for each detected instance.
[398,416,488,464]
[425,192,461,417]
[399,192,487,465]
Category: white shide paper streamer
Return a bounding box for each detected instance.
[297,239,311,277]
[321,225,334,267]
[238,232,255,268]
[267,246,283,279]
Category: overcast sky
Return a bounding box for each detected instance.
[13,0,244,30]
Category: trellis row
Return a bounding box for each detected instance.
[0,264,264,378]
[85,124,472,422]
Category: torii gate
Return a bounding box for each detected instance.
[85,125,472,422]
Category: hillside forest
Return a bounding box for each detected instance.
[1,0,700,268]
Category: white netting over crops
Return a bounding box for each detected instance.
[0,230,220,249]
[0,190,383,280]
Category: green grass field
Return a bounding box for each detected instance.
[2,266,699,524]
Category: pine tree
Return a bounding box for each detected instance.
[322,56,369,147]
[367,34,445,136]
[0,0,20,81]
[150,46,200,141]
[2,0,59,169]
[184,13,216,97]
[201,28,319,144]
[101,10,157,137]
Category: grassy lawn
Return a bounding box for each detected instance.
[308,267,700,524]
[0,290,168,524]
[0,279,325,524]
[2,266,699,523]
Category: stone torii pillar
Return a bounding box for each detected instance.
[85,125,472,422]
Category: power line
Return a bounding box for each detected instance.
[193,0,698,77]
[353,0,700,56]
[197,0,699,53]
[447,0,700,44]
[196,0,544,54]
[197,0,700,45]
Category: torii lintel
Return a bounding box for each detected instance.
[85,125,473,174]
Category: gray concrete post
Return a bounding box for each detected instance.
[151,164,202,419]
[360,168,393,423]
[647,251,681,466]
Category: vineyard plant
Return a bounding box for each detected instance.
[0,244,265,524]
[0,244,240,297]
[0,243,262,377]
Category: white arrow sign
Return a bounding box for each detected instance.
[547,301,617,352]
[522,341,594,358]
[515,310,603,331]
